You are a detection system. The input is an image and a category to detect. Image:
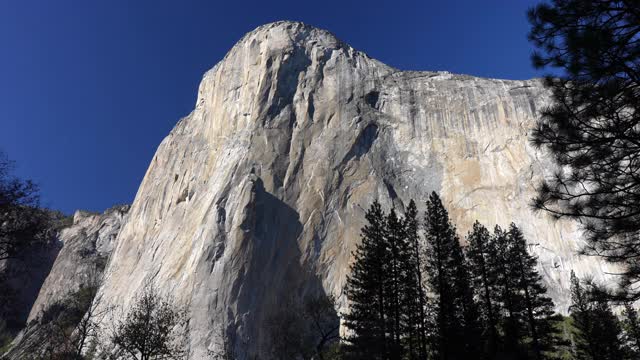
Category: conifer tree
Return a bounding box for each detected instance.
[490,225,524,358]
[507,224,561,359]
[424,192,457,359]
[402,200,428,360]
[343,201,390,360]
[569,271,592,360]
[466,221,499,358]
[621,304,640,358]
[569,272,625,360]
[528,1,640,298]
[385,208,405,359]
[451,234,483,357]
[423,192,479,359]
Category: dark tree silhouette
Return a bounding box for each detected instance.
[621,303,640,358]
[110,285,187,360]
[490,226,525,358]
[450,231,482,358]
[385,209,405,359]
[423,192,479,359]
[466,221,499,358]
[402,200,428,360]
[303,294,340,360]
[268,296,315,360]
[0,151,58,345]
[268,294,340,360]
[343,201,390,360]
[30,283,105,359]
[507,224,562,360]
[528,0,640,297]
[0,151,51,261]
[569,271,625,360]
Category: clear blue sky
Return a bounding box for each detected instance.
[0,0,544,214]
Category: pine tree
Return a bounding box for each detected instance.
[621,304,640,358]
[451,234,483,357]
[466,221,499,358]
[385,208,405,359]
[423,192,479,359]
[569,272,625,360]
[528,1,640,298]
[490,225,524,358]
[343,201,390,360]
[402,200,428,360]
[569,271,592,360]
[507,224,561,359]
[424,192,456,359]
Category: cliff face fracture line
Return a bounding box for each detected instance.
[18,21,616,359]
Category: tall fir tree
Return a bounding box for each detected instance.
[385,208,406,359]
[621,304,640,358]
[507,224,561,360]
[423,192,479,359]
[343,201,390,360]
[490,225,525,358]
[450,233,483,357]
[569,271,625,360]
[466,221,499,358]
[402,200,428,360]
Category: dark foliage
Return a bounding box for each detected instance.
[401,200,428,360]
[110,285,188,360]
[423,192,480,359]
[342,201,389,360]
[267,293,340,360]
[41,285,102,359]
[466,222,563,360]
[507,224,563,359]
[0,151,52,262]
[466,222,500,358]
[385,209,406,359]
[621,303,640,358]
[6,276,105,360]
[490,226,524,357]
[343,200,432,360]
[569,271,625,360]
[0,152,68,345]
[528,0,640,297]
[341,195,567,360]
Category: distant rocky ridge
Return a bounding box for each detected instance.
[5,21,618,359]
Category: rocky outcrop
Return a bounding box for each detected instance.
[25,205,129,322]
[3,205,128,358]
[83,21,617,359]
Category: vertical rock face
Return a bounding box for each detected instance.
[26,205,129,322]
[94,21,615,358]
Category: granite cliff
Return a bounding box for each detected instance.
[4,206,129,358]
[10,21,617,359]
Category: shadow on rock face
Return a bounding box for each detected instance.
[242,177,336,358]
[1,241,60,333]
[194,175,338,359]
